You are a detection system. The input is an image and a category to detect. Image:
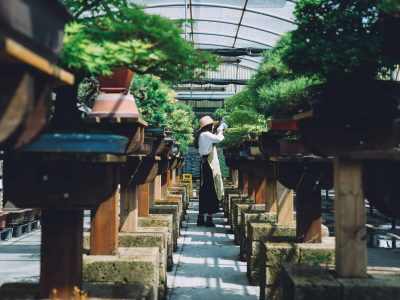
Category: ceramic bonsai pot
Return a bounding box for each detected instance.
[160,130,174,158]
[97,67,134,94]
[145,126,167,156]
[363,160,400,219]
[294,81,400,156]
[3,133,128,209]
[0,67,54,150]
[119,155,142,188]
[268,119,298,131]
[86,93,147,154]
[259,132,284,156]
[157,158,169,176]
[131,156,159,186]
[271,156,333,191]
[0,0,72,62]
[278,137,309,156]
[135,126,166,156]
[169,157,179,170]
[0,211,9,228]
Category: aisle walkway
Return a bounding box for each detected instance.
[167,199,259,300]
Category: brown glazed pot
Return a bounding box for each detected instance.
[268,119,298,131]
[87,92,145,154]
[98,67,134,94]
[89,93,141,118]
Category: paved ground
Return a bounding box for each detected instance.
[1,201,400,299]
[167,199,259,300]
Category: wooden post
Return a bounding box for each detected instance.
[154,175,162,201]
[167,170,171,189]
[138,183,150,217]
[255,176,267,205]
[296,190,322,243]
[334,157,367,277]
[120,186,138,233]
[265,178,277,213]
[90,190,119,255]
[276,181,294,226]
[161,172,167,197]
[149,179,156,208]
[241,172,249,195]
[40,210,83,299]
[248,174,255,199]
[171,169,176,184]
[231,169,239,188]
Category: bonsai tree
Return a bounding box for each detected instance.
[167,103,198,153]
[247,33,320,119]
[60,0,219,81]
[131,75,197,153]
[215,89,267,148]
[282,0,398,82]
[131,74,175,127]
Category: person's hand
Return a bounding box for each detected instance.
[217,121,228,132]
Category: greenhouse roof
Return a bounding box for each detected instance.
[132,0,296,70]
[130,0,296,104]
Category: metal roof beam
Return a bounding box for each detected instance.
[180,78,248,85]
[144,3,295,24]
[188,18,283,37]
[204,48,265,57]
[191,32,273,47]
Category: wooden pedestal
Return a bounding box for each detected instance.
[40,210,83,299]
[138,183,150,218]
[120,187,138,233]
[334,157,367,277]
[296,190,322,243]
[90,190,119,255]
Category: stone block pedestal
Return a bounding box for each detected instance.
[246,221,295,284]
[259,236,335,300]
[282,263,400,300]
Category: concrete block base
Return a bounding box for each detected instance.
[282,263,400,300]
[150,204,180,235]
[83,247,159,299]
[246,221,296,285]
[259,236,335,300]
[139,215,175,270]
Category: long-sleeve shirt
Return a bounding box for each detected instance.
[198,131,224,156]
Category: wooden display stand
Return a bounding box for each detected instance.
[90,190,119,255]
[334,157,367,277]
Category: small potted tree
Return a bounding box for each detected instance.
[283,0,400,156]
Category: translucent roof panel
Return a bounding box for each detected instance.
[131,0,296,54]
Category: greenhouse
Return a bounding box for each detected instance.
[0,0,400,299]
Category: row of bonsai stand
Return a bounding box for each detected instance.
[222,118,400,300]
[0,12,191,297]
[0,122,191,300]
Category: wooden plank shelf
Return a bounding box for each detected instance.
[0,37,74,85]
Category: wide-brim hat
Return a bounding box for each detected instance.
[198,116,219,131]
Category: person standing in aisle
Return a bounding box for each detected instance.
[195,116,228,227]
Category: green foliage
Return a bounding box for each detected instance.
[167,103,197,153]
[283,0,397,81]
[258,76,321,118]
[77,76,99,107]
[247,33,293,105]
[131,75,196,153]
[131,75,175,127]
[215,90,267,148]
[60,0,219,81]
